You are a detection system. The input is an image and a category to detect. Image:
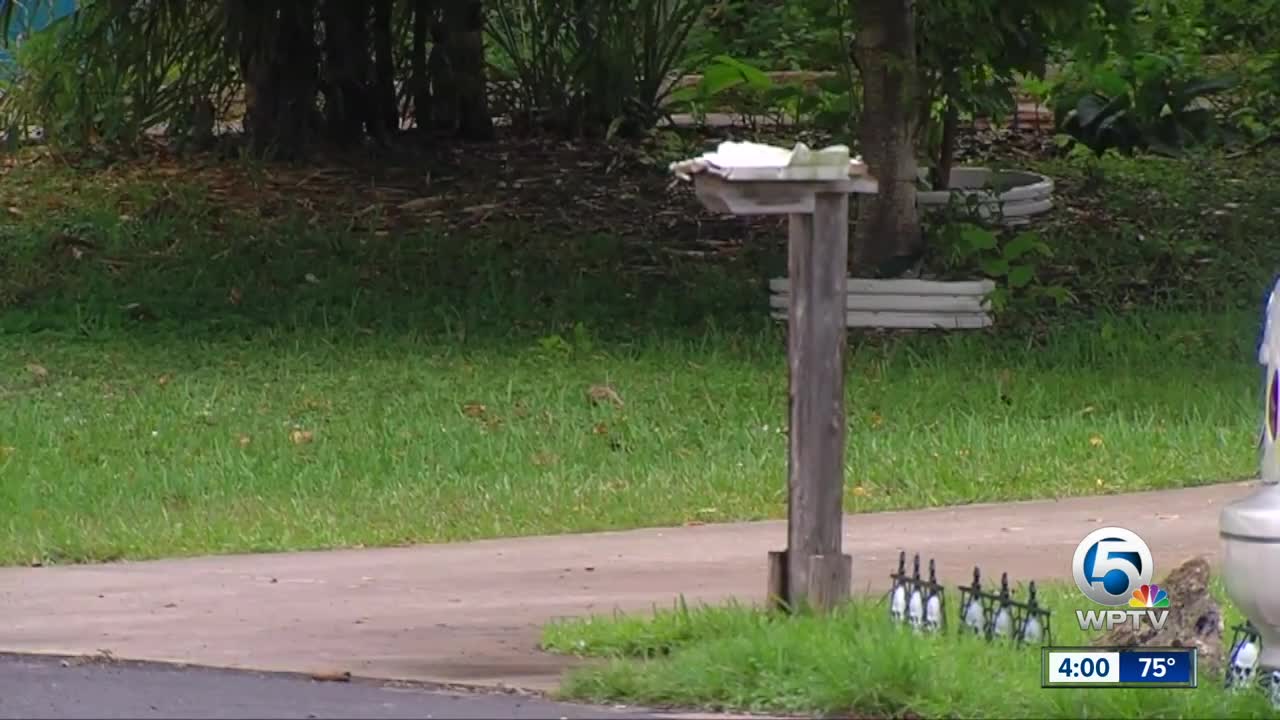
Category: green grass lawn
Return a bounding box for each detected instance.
[0,146,1275,565]
[541,584,1272,718]
[0,313,1261,565]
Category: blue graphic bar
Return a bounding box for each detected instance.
[1118,649,1195,684]
[1042,646,1197,688]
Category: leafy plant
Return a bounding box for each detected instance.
[1199,0,1280,141]
[0,1,236,152]
[1053,52,1237,156]
[770,74,857,133]
[666,53,772,122]
[670,0,860,134]
[665,54,808,130]
[1228,52,1280,141]
[1047,0,1280,149]
[682,0,833,72]
[936,223,1071,313]
[913,0,1137,190]
[486,0,705,137]
[1199,0,1280,53]
[668,54,858,134]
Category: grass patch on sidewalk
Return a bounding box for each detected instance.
[542,585,1269,718]
[0,147,1275,565]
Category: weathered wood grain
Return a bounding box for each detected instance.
[783,191,851,611]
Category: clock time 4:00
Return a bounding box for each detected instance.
[1043,648,1196,688]
[1048,652,1121,683]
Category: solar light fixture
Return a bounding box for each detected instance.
[887,558,1050,646]
[922,558,946,633]
[1259,663,1280,709]
[1013,581,1052,646]
[1227,620,1262,691]
[888,551,910,624]
[887,553,947,634]
[958,566,992,636]
[906,554,926,630]
[989,572,1015,639]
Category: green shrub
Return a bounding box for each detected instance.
[0,3,235,151]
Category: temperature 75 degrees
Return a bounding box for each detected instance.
[1138,656,1175,678]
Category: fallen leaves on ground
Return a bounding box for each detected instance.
[60,650,116,667]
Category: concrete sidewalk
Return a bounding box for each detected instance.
[0,482,1252,693]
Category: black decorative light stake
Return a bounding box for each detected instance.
[907,553,925,631]
[922,558,946,634]
[1014,581,1052,647]
[882,558,1053,651]
[958,566,990,636]
[1258,659,1280,709]
[889,551,909,625]
[1226,620,1262,690]
[988,572,1014,640]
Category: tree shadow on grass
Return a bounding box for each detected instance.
[0,149,787,346]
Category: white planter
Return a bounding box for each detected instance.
[917,167,1054,226]
[769,277,995,330]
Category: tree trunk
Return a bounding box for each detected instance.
[411,0,432,130]
[853,0,922,275]
[321,0,372,146]
[228,0,319,159]
[569,0,597,136]
[372,0,399,135]
[442,0,494,141]
[936,95,959,191]
[428,16,457,133]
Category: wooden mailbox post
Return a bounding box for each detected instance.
[677,160,878,613]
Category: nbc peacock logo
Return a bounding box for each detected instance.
[1128,584,1171,609]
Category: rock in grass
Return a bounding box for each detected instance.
[1094,555,1225,675]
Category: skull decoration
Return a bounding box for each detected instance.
[1226,622,1261,691]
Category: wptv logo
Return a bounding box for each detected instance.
[1072,527,1172,632]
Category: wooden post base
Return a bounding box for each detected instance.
[767,549,852,613]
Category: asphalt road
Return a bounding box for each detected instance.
[0,654,658,720]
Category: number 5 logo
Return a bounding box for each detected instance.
[1072,527,1154,606]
